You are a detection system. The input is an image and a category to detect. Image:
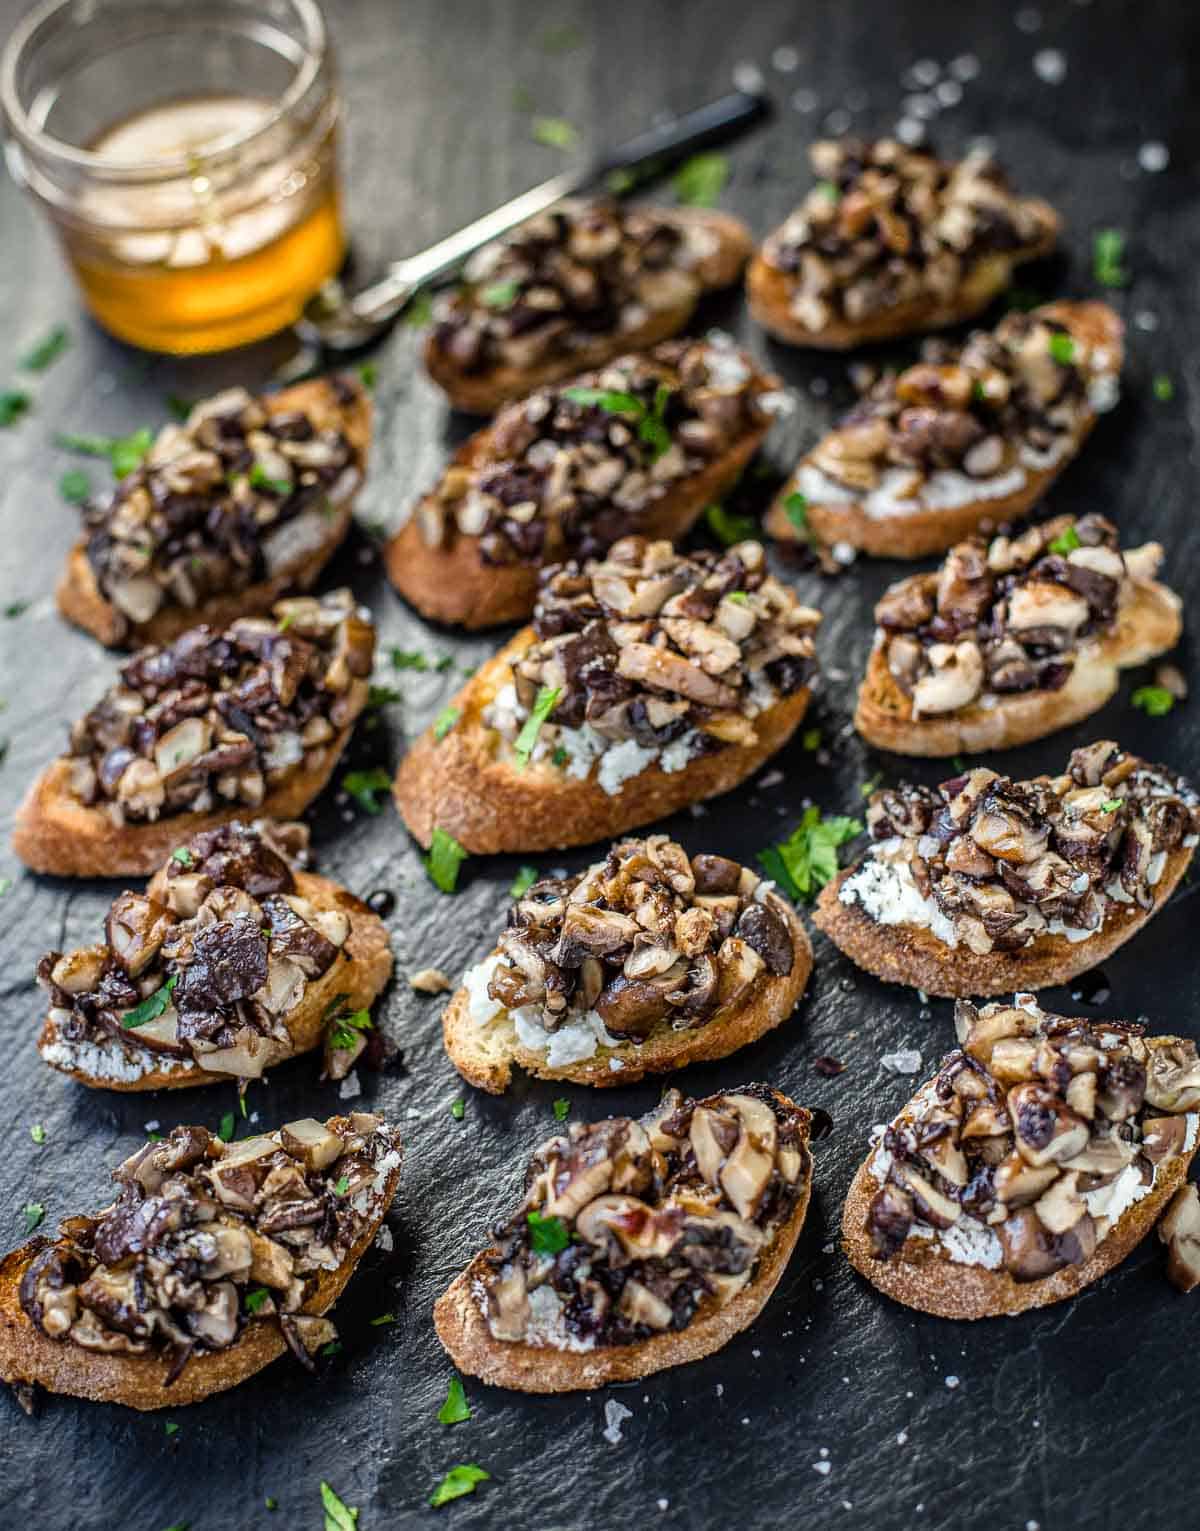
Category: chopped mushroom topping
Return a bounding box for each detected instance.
[1159,1185,1200,1294]
[431,200,720,376]
[762,139,1057,331]
[483,537,820,787]
[840,742,1199,956]
[415,337,775,564]
[866,997,1199,1282]
[18,1113,401,1376]
[65,590,374,823]
[80,380,365,638]
[475,1085,810,1349]
[38,821,348,1079]
[474,835,793,1043]
[876,515,1166,712]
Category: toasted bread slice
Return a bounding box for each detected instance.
[854,551,1182,758]
[56,377,372,649]
[38,871,392,1093]
[393,632,813,854]
[386,341,779,629]
[425,208,753,414]
[434,1086,812,1391]
[0,1116,402,1409]
[766,302,1122,559]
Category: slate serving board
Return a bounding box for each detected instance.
[0,0,1196,1526]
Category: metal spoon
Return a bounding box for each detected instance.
[295,89,770,353]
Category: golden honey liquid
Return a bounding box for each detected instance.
[62,95,345,353]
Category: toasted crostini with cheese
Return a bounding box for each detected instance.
[815,741,1199,998]
[444,835,811,1091]
[387,335,784,629]
[424,199,753,413]
[13,590,375,879]
[747,137,1059,351]
[393,537,821,855]
[36,820,392,1092]
[855,513,1181,755]
[843,996,1200,1318]
[0,1113,402,1409]
[766,301,1122,560]
[57,376,371,649]
[434,1084,812,1391]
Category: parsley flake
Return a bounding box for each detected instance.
[22,1202,45,1233]
[513,685,561,768]
[509,865,539,898]
[673,152,729,207]
[166,395,192,422]
[552,1098,570,1122]
[217,1111,236,1143]
[1048,332,1076,366]
[1132,684,1175,717]
[802,728,821,751]
[860,774,882,798]
[450,1099,466,1121]
[30,1124,45,1145]
[758,807,863,903]
[369,1311,396,1326]
[814,179,840,201]
[20,325,69,371]
[726,591,750,606]
[426,827,468,894]
[248,462,292,496]
[531,116,577,150]
[4,600,28,618]
[403,290,434,327]
[1101,798,1124,813]
[705,502,757,547]
[333,1175,350,1196]
[438,1377,472,1424]
[320,1481,359,1531]
[527,1210,570,1254]
[122,974,178,1029]
[244,1287,270,1315]
[343,768,392,815]
[266,1498,279,1512]
[783,491,813,541]
[0,391,31,427]
[480,280,520,310]
[367,684,404,710]
[563,383,673,458]
[1153,374,1175,402]
[60,468,91,503]
[390,648,431,671]
[430,1465,490,1508]
[170,846,194,867]
[357,361,378,391]
[433,705,461,741]
[1048,524,1082,555]
[328,1006,372,1052]
[164,1420,179,1437]
[1092,229,1129,289]
[551,745,568,768]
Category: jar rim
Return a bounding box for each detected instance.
[1,0,329,179]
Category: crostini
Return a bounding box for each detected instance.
[425,199,753,413]
[387,335,786,628]
[393,537,821,854]
[0,1113,402,1409]
[843,995,1200,1318]
[434,1084,812,1391]
[766,301,1122,560]
[747,137,1059,350]
[57,376,371,649]
[815,741,1199,998]
[444,834,811,1091]
[13,589,375,879]
[855,513,1181,755]
[36,820,392,1092]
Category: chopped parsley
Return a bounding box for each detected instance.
[367,684,404,710]
[758,807,863,903]
[321,1340,343,1358]
[357,361,377,390]
[705,502,757,547]
[860,774,882,798]
[509,864,539,898]
[390,648,432,670]
[342,768,392,815]
[164,1420,179,1437]
[244,1287,270,1315]
[433,705,461,741]
[1048,524,1082,555]
[248,462,292,496]
[122,974,178,1029]
[531,115,578,150]
[802,727,822,751]
[19,325,69,371]
[480,280,520,310]
[563,382,673,458]
[429,1465,490,1508]
[320,1481,359,1530]
[217,1111,236,1143]
[170,846,194,867]
[551,745,568,768]
[1047,332,1076,366]
[814,179,840,201]
[526,1210,570,1254]
[726,591,750,606]
[30,1124,45,1145]
[265,1498,278,1512]
[552,1098,570,1122]
[166,394,192,422]
[450,1099,465,1121]
[369,1312,396,1326]
[1092,228,1129,289]
[59,468,91,503]
[438,1377,472,1424]
[1101,798,1124,813]
[328,1006,372,1052]
[22,1203,45,1233]
[57,426,153,477]
[426,827,468,893]
[513,685,562,768]
[783,491,813,541]
[4,600,28,618]
[333,1175,350,1197]
[672,151,729,207]
[436,655,456,673]
[1153,374,1175,402]
[0,391,31,427]
[404,290,434,327]
[1132,684,1175,717]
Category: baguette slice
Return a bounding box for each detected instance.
[37,826,392,1092]
[13,592,374,878]
[425,206,753,414]
[815,745,1199,998]
[435,1085,812,1391]
[386,338,780,629]
[443,840,812,1091]
[57,377,372,649]
[766,301,1122,560]
[394,631,813,854]
[842,998,1200,1318]
[0,1114,402,1409]
[854,523,1182,757]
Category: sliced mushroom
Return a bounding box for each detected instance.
[1159,1184,1200,1294]
[717,1095,777,1220]
[1008,1084,1090,1167]
[618,1278,674,1330]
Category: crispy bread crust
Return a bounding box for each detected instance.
[54,377,373,650]
[765,301,1121,559]
[37,870,393,1092]
[854,575,1182,756]
[746,206,1058,350]
[423,209,753,414]
[13,732,356,880]
[0,1148,401,1409]
[433,1094,811,1391]
[392,632,813,854]
[441,906,813,1092]
[841,1106,1196,1319]
[384,379,775,630]
[813,840,1195,999]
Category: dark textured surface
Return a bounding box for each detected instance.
[0,2,1197,1527]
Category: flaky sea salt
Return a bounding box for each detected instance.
[602,1399,632,1444]
[1033,49,1067,83]
[881,1049,923,1074]
[1138,141,1170,172]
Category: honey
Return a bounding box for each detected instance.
[63,94,345,353]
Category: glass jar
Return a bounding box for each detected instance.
[1,0,346,353]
